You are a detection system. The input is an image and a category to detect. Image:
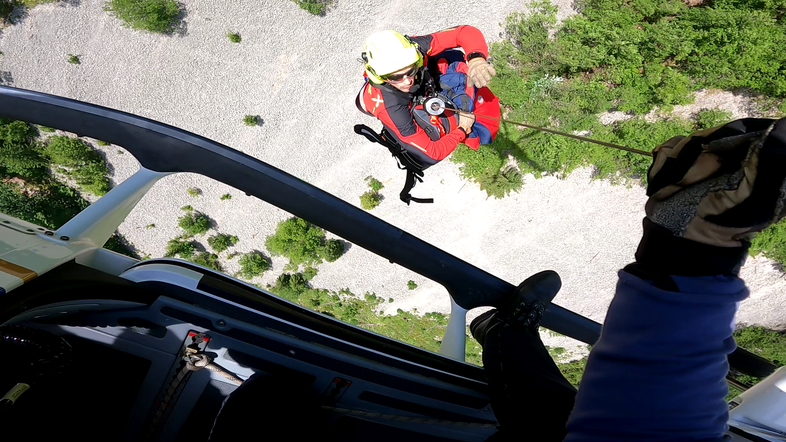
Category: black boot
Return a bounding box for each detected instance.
[470,270,562,345]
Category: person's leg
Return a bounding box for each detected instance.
[471,271,577,442]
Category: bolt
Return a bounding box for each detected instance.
[217,320,226,327]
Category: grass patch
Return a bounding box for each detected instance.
[43,135,110,195]
[265,217,345,270]
[38,126,56,133]
[104,0,183,34]
[96,139,110,146]
[237,251,270,279]
[186,187,200,197]
[220,193,231,200]
[291,0,331,15]
[751,222,786,265]
[733,326,786,387]
[407,280,417,290]
[243,115,258,126]
[180,204,193,211]
[227,31,241,43]
[67,54,80,65]
[365,176,383,192]
[145,223,155,229]
[177,212,211,236]
[207,233,238,253]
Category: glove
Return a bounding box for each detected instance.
[457,110,476,134]
[633,117,786,277]
[466,57,496,89]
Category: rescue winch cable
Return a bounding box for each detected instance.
[427,99,653,157]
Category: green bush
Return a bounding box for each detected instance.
[0,119,48,180]
[164,237,195,259]
[38,126,56,133]
[0,180,88,229]
[220,193,231,200]
[180,204,193,211]
[207,233,238,253]
[243,115,258,126]
[292,0,331,15]
[359,190,381,210]
[67,54,80,65]
[192,252,221,272]
[237,251,270,279]
[320,239,343,262]
[265,217,344,270]
[186,187,200,197]
[303,266,318,280]
[407,280,417,290]
[42,136,110,195]
[96,139,110,146]
[227,31,241,43]
[104,0,183,34]
[365,176,384,192]
[177,212,210,236]
[0,1,17,23]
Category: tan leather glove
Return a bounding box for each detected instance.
[633,117,786,276]
[466,57,496,89]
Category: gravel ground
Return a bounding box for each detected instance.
[1,0,784,357]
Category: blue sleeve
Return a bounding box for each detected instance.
[564,271,749,442]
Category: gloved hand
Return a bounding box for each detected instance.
[457,110,476,133]
[633,117,786,277]
[466,57,496,89]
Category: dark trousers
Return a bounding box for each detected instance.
[476,310,578,442]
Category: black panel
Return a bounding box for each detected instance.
[333,416,473,442]
[358,391,496,424]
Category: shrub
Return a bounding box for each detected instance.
[220,193,231,200]
[0,180,88,229]
[237,251,270,279]
[365,176,384,192]
[359,190,381,210]
[177,212,210,236]
[42,135,110,195]
[479,165,523,199]
[164,237,195,259]
[0,119,48,180]
[207,233,238,253]
[67,54,80,65]
[407,280,417,290]
[145,223,155,229]
[243,115,258,126]
[96,139,110,146]
[265,217,344,269]
[192,252,221,272]
[104,0,183,34]
[303,266,318,280]
[292,0,331,15]
[39,126,56,133]
[180,204,193,211]
[320,239,343,262]
[227,31,241,43]
[0,1,17,24]
[186,187,200,197]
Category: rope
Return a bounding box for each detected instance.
[444,105,653,157]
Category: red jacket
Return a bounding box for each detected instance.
[358,26,489,163]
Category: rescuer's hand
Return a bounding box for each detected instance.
[633,118,786,277]
[457,110,476,133]
[466,57,496,89]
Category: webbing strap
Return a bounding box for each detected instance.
[401,169,433,205]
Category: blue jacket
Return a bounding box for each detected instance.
[565,271,748,441]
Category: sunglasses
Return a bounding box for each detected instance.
[382,64,419,82]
